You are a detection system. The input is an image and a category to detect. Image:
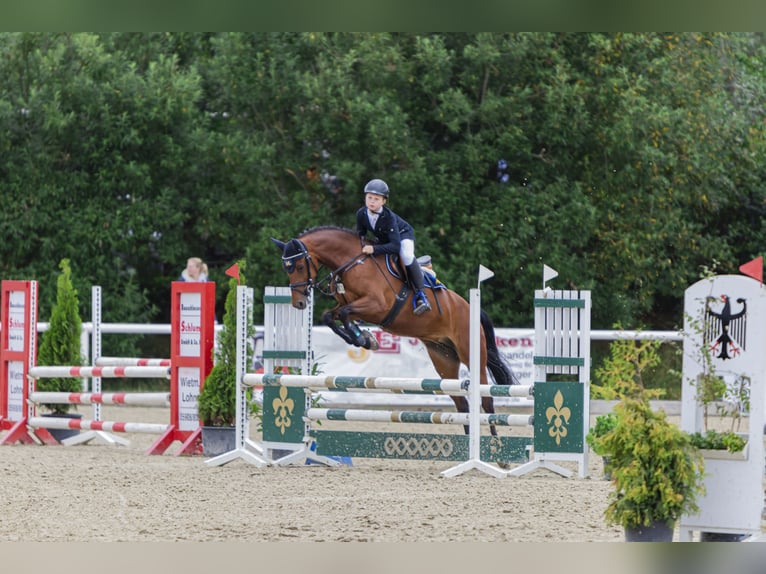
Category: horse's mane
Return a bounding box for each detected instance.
[297,225,357,238]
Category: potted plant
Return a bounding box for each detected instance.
[36,259,86,442]
[589,335,705,542]
[688,429,747,458]
[589,334,665,481]
[196,261,257,456]
[594,397,705,542]
[688,364,749,459]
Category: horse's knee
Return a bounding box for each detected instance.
[321,311,336,326]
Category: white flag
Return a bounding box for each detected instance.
[543,264,558,285]
[478,265,494,284]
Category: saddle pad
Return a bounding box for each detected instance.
[385,254,447,290]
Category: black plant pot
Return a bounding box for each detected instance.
[40,412,83,443]
[625,521,674,542]
[201,425,236,457]
[602,456,612,481]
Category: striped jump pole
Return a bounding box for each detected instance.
[95,357,171,367]
[28,417,169,436]
[22,365,173,447]
[245,373,533,398]
[29,365,171,379]
[29,392,170,407]
[306,408,533,427]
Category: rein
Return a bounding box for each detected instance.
[367,254,406,301]
[284,235,407,305]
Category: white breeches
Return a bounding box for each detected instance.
[400,239,415,265]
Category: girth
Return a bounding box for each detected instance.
[379,285,411,327]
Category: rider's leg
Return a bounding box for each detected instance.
[406,261,431,315]
[400,238,431,315]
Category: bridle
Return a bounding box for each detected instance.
[281,239,319,296]
[282,238,368,298]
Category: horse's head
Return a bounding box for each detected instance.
[271,237,315,309]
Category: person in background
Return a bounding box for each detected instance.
[179,257,209,282]
[356,178,431,315]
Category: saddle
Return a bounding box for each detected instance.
[384,255,447,290]
[379,254,445,327]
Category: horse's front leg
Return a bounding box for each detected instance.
[321,310,358,346]
[337,305,379,350]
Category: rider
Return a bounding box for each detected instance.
[356,178,431,315]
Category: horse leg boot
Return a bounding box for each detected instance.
[321,310,358,346]
[406,262,431,315]
[337,306,379,350]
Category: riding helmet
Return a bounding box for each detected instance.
[364,179,389,198]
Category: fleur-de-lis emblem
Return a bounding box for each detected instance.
[545,390,571,445]
[272,385,294,435]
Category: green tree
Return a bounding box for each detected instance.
[36,258,84,414]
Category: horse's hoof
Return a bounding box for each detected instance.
[497,461,511,470]
[363,331,379,351]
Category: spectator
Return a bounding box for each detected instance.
[179,257,208,282]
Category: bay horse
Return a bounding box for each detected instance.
[271,226,519,443]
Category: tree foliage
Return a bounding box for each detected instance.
[0,32,764,334]
[35,258,83,414]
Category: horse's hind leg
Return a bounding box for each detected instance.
[423,341,470,431]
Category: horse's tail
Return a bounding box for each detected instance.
[480,309,520,386]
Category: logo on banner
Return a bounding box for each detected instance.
[179,292,202,357]
[347,347,369,362]
[705,294,747,360]
[8,291,26,352]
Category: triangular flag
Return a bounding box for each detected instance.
[478,265,494,284]
[543,264,558,285]
[225,262,241,284]
[739,256,763,284]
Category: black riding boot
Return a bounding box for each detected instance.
[406,262,431,315]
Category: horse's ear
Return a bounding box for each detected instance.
[270,238,286,252]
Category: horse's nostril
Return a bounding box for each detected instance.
[295,301,306,310]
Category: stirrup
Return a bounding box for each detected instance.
[413,292,431,315]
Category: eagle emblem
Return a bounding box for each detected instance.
[704,294,747,360]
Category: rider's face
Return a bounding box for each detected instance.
[365,193,386,212]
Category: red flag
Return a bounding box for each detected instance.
[225,262,240,284]
[739,256,763,284]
